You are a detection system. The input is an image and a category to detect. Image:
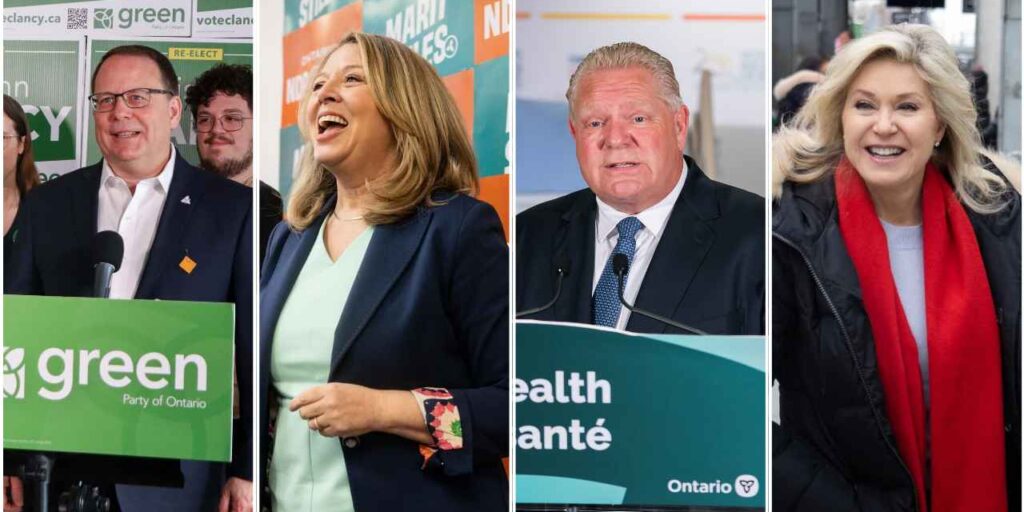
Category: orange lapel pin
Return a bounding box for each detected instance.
[179,256,197,274]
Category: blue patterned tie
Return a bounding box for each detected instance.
[592,217,644,327]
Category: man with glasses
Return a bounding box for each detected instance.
[6,45,253,512]
[185,64,281,263]
[185,64,253,187]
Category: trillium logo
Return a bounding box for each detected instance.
[666,474,760,498]
[3,347,26,399]
[735,474,759,498]
[93,8,113,29]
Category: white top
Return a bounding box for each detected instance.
[97,147,176,299]
[591,162,687,330]
[881,220,928,402]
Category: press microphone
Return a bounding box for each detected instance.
[93,231,124,298]
[517,254,572,318]
[612,253,707,335]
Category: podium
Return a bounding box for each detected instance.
[516,321,765,511]
[3,295,236,510]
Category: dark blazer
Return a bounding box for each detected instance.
[5,153,253,486]
[260,193,509,511]
[259,181,283,265]
[516,156,764,335]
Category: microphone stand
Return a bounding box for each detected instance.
[517,266,568,318]
[615,262,708,336]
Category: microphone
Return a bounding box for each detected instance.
[517,254,572,318]
[612,253,707,335]
[93,231,124,298]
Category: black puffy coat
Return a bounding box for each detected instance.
[772,169,1021,512]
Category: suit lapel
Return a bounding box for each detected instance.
[262,214,324,357]
[554,192,597,324]
[627,158,718,333]
[71,163,102,257]
[329,209,431,377]
[135,155,204,299]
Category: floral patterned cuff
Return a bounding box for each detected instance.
[412,387,464,453]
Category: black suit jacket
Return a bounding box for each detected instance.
[260,194,508,511]
[6,153,253,485]
[516,156,764,335]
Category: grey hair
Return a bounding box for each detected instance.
[566,42,683,118]
[773,24,1009,213]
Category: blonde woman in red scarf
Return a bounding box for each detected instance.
[772,24,1020,512]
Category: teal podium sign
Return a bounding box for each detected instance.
[3,295,235,462]
[516,321,765,508]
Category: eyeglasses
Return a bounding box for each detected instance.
[194,113,252,133]
[88,88,175,112]
[2,134,20,146]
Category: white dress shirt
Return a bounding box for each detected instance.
[97,147,176,299]
[592,162,687,330]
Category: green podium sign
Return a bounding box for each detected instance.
[3,295,234,462]
[516,321,765,508]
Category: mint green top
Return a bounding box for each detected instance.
[269,221,375,512]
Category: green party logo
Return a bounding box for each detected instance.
[93,6,186,30]
[93,8,114,29]
[3,347,26,400]
[5,345,208,402]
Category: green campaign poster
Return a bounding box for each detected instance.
[277,124,305,200]
[363,0,474,77]
[474,55,509,178]
[3,295,235,462]
[283,0,356,33]
[2,39,83,179]
[517,321,765,508]
[85,39,253,168]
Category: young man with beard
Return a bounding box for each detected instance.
[186,64,282,262]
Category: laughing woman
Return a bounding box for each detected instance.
[772,25,1020,512]
[259,32,508,512]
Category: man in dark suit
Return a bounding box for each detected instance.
[6,45,252,512]
[516,42,763,335]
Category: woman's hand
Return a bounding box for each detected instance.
[289,383,433,444]
[3,476,23,512]
[290,383,384,438]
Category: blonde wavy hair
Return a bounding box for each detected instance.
[772,24,1010,213]
[287,32,479,230]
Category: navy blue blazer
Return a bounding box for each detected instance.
[516,156,765,335]
[260,193,509,511]
[6,153,253,484]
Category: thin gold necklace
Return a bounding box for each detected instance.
[332,210,364,221]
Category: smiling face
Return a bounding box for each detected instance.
[196,92,253,181]
[305,43,395,176]
[92,55,181,175]
[570,67,688,214]
[841,58,945,195]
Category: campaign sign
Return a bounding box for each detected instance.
[516,321,765,508]
[363,0,474,76]
[3,0,192,38]
[3,295,234,462]
[194,0,253,39]
[2,39,83,178]
[473,55,509,178]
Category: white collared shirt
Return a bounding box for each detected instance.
[97,147,176,299]
[592,162,688,330]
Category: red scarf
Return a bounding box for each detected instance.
[835,158,1006,512]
